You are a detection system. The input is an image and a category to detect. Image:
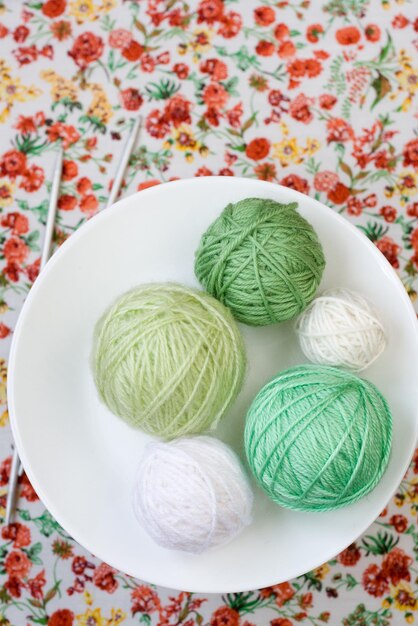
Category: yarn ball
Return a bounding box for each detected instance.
[296,288,386,371]
[92,283,246,439]
[194,197,325,326]
[132,436,254,554]
[245,364,392,511]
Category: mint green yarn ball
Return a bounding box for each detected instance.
[245,365,392,511]
[92,283,246,439]
[194,198,325,326]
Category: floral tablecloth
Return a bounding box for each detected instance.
[0,0,418,624]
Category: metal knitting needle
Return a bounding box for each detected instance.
[5,144,64,526]
[106,114,142,209]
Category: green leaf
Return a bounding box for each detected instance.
[145,79,180,101]
[135,19,147,35]
[339,162,353,178]
[371,73,392,110]
[361,531,399,555]
[290,30,301,36]
[379,34,394,64]
[18,509,31,521]
[222,76,239,96]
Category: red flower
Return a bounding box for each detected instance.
[203,83,229,109]
[375,236,400,268]
[173,63,189,79]
[68,32,104,69]
[21,9,34,22]
[62,160,78,181]
[362,564,389,597]
[131,585,161,614]
[403,138,418,169]
[0,457,11,484]
[164,95,192,126]
[300,592,313,609]
[314,170,339,192]
[4,263,20,282]
[5,550,31,579]
[2,523,31,547]
[197,0,224,24]
[327,118,354,143]
[390,514,409,533]
[319,94,337,109]
[137,180,161,191]
[0,323,11,338]
[140,53,156,72]
[336,26,361,45]
[306,24,323,43]
[382,548,412,585]
[195,166,213,176]
[13,25,29,43]
[76,177,92,194]
[218,11,242,38]
[407,202,418,218]
[28,570,46,599]
[13,45,38,66]
[254,162,277,181]
[226,103,243,128]
[120,88,143,111]
[365,24,381,42]
[246,137,270,161]
[363,193,377,207]
[50,20,72,41]
[41,44,53,59]
[48,609,74,626]
[271,620,293,626]
[218,167,234,176]
[274,582,295,607]
[26,259,40,282]
[47,123,80,149]
[211,606,240,626]
[380,205,397,223]
[287,59,306,78]
[20,473,39,501]
[79,194,98,214]
[280,173,309,194]
[200,58,228,81]
[347,196,362,216]
[4,236,29,265]
[5,576,24,598]
[274,23,289,41]
[72,556,89,575]
[278,41,296,58]
[42,0,66,18]
[121,40,144,61]
[108,28,132,49]
[146,110,170,139]
[392,14,409,29]
[327,182,350,204]
[15,112,44,134]
[254,6,275,26]
[58,194,77,211]
[256,40,276,56]
[0,23,8,38]
[1,212,29,235]
[305,58,322,77]
[338,543,361,566]
[92,563,118,593]
[1,150,27,178]
[20,165,45,192]
[289,93,313,123]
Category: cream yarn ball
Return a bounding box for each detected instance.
[132,437,253,554]
[296,288,386,371]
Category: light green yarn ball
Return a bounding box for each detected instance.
[92,283,246,439]
[194,197,325,326]
[245,365,392,511]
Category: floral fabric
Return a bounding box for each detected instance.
[0,0,418,624]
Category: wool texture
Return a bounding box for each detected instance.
[245,364,392,512]
[296,288,386,371]
[194,197,325,326]
[92,283,246,439]
[132,436,254,554]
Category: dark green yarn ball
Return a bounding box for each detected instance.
[194,198,325,326]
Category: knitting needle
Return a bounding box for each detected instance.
[5,144,64,526]
[106,114,142,209]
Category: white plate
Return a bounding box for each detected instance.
[8,177,418,593]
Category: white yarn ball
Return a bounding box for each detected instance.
[132,436,253,554]
[296,288,386,372]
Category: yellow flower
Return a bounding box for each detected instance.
[407,614,415,624]
[172,124,200,152]
[99,0,117,11]
[0,60,40,123]
[106,608,126,626]
[83,590,93,606]
[0,179,14,208]
[77,608,104,626]
[314,563,330,580]
[87,83,113,124]
[272,138,302,167]
[190,28,212,54]
[69,0,97,22]
[40,70,78,103]
[396,68,418,94]
[0,410,8,427]
[382,598,391,609]
[304,138,321,155]
[279,121,289,136]
[392,581,418,612]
